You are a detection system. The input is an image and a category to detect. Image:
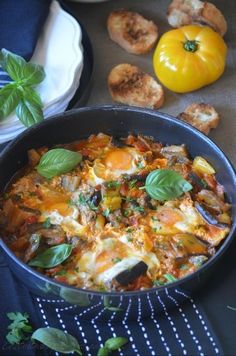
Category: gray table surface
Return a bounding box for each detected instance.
[68,0,236,354]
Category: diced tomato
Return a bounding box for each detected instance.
[25,215,38,224]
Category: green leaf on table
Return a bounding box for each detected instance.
[103,296,122,312]
[0,83,21,119]
[1,49,45,85]
[6,311,33,345]
[16,98,43,127]
[97,346,110,356]
[37,148,82,179]
[28,243,72,268]
[104,337,128,351]
[142,169,192,201]
[97,337,129,356]
[31,327,82,355]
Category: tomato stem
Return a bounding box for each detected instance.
[183,40,199,52]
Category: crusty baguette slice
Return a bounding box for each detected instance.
[108,64,164,109]
[167,0,227,36]
[107,10,158,54]
[178,103,220,135]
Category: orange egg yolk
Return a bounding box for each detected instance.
[104,149,133,170]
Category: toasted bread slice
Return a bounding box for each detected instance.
[167,0,227,36]
[107,10,158,54]
[178,103,220,135]
[108,64,164,109]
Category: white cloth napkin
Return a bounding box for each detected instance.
[0,0,83,143]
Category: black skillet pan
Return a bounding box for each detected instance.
[0,105,235,319]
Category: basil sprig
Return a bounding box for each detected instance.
[97,337,128,356]
[31,327,82,355]
[142,169,192,201]
[28,244,72,268]
[0,49,45,127]
[36,148,82,179]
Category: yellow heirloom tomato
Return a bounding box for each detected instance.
[153,25,227,93]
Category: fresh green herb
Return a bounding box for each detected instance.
[87,200,98,211]
[126,235,133,242]
[28,244,73,268]
[179,264,188,270]
[129,179,137,188]
[103,296,122,312]
[200,179,208,188]
[55,269,67,276]
[133,206,144,213]
[104,337,128,350]
[78,193,87,205]
[137,159,144,169]
[112,257,122,264]
[0,49,45,127]
[36,148,82,179]
[107,181,120,189]
[126,227,133,233]
[141,169,192,201]
[123,209,130,217]
[97,337,128,355]
[97,346,110,356]
[6,312,33,345]
[164,273,177,283]
[43,217,51,229]
[103,208,110,218]
[153,280,165,287]
[31,327,82,355]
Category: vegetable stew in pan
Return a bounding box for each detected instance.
[0,133,231,291]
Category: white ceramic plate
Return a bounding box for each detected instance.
[0,0,83,143]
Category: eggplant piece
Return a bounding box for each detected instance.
[114,261,148,286]
[195,202,229,228]
[188,172,207,191]
[24,223,66,245]
[24,233,41,262]
[125,173,148,182]
[112,136,125,148]
[90,190,102,207]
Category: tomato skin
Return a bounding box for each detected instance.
[153,25,227,93]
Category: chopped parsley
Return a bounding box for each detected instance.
[107,181,121,189]
[112,257,122,264]
[6,312,33,345]
[103,208,110,218]
[43,217,51,229]
[128,179,137,188]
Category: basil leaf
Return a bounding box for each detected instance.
[144,169,192,201]
[23,87,43,108]
[28,244,72,268]
[97,347,110,356]
[1,49,26,81]
[37,148,82,179]
[0,83,21,119]
[105,337,128,351]
[1,49,45,84]
[21,63,45,86]
[31,327,82,355]
[16,98,43,127]
[164,273,177,283]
